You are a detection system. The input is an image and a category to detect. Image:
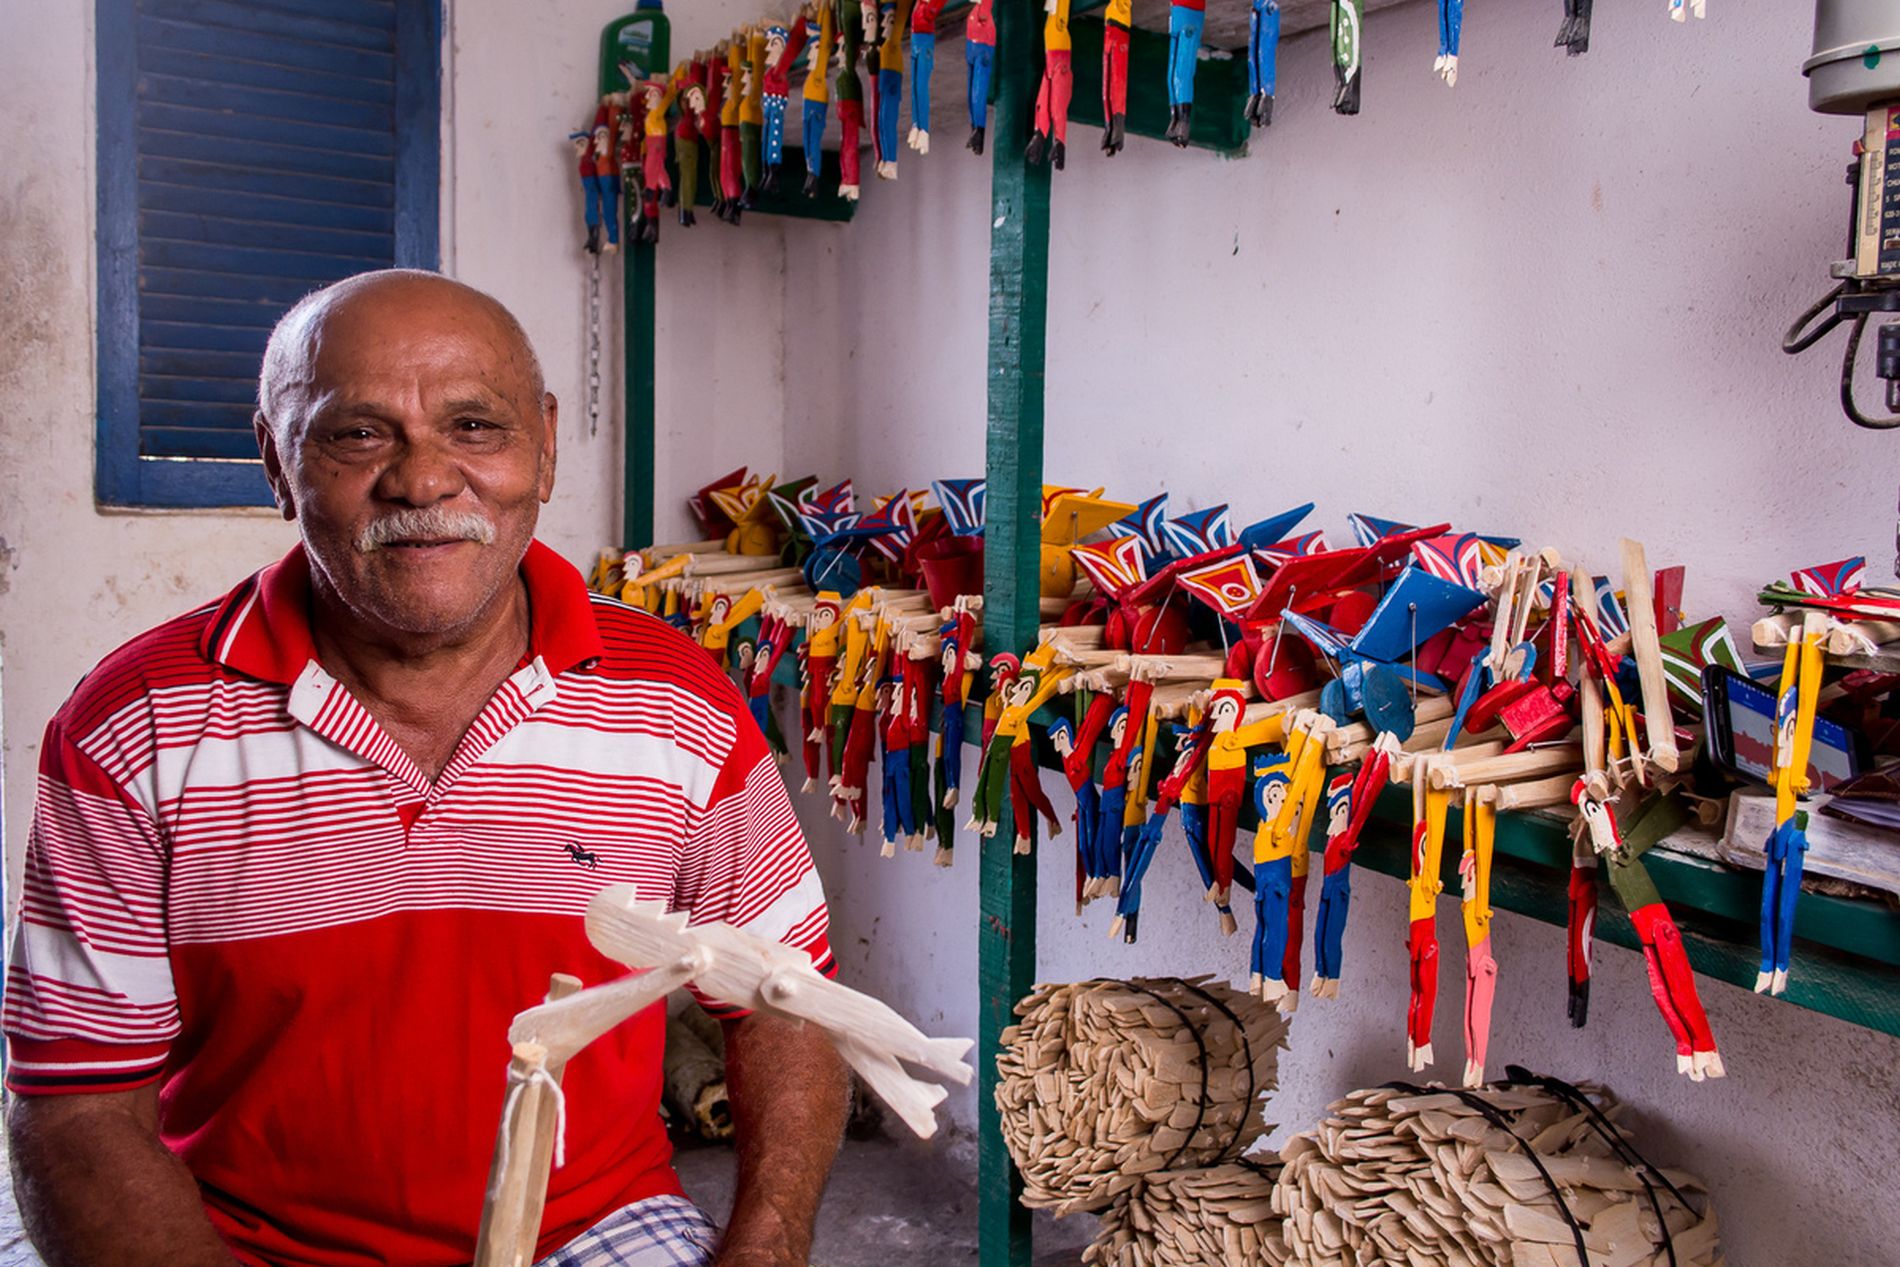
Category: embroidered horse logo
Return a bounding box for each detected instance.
[561,841,601,870]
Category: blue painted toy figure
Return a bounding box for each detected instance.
[759,12,810,192]
[964,0,995,153]
[908,0,944,153]
[1166,0,1205,146]
[801,3,834,197]
[1435,0,1463,86]
[571,125,619,255]
[1246,0,1280,128]
[872,0,912,180]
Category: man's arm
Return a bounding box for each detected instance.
[716,1013,850,1267]
[8,1087,233,1266]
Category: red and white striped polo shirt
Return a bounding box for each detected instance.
[3,541,833,1266]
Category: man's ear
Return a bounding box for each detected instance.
[254,412,296,521]
[538,392,560,503]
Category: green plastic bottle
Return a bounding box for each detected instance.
[599,1,671,98]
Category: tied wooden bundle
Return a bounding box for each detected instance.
[1273,1079,1723,1267]
[1085,1161,1291,1267]
[995,977,1290,1216]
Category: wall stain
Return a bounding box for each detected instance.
[0,175,65,403]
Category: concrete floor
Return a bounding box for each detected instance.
[0,1126,1094,1266]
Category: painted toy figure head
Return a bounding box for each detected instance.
[734,637,756,672]
[940,637,961,679]
[643,78,665,109]
[1207,679,1247,733]
[1252,755,1291,822]
[592,125,612,160]
[1047,717,1076,758]
[1107,706,1129,748]
[765,24,789,64]
[685,84,706,112]
[1003,671,1036,712]
[707,594,731,626]
[860,0,879,41]
[1570,778,1621,855]
[811,596,841,632]
[569,130,590,157]
[989,652,1021,695]
[1326,773,1354,838]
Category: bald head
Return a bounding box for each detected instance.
[257,270,546,440]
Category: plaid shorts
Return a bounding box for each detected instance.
[534,1195,719,1267]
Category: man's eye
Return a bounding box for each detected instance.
[456,418,499,432]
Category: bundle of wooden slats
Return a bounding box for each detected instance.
[1272,1082,1723,1267]
[995,977,1290,1216]
[1084,1161,1290,1267]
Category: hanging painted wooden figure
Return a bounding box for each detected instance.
[1027,0,1074,169]
[1166,0,1206,145]
[1332,0,1363,114]
[1555,0,1592,55]
[675,61,707,226]
[801,4,834,197]
[836,1,867,199]
[1246,0,1279,127]
[1101,0,1131,153]
[760,14,810,193]
[965,0,996,153]
[1435,0,1463,86]
[908,0,946,153]
[873,0,914,180]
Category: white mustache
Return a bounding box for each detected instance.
[357,507,497,552]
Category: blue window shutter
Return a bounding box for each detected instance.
[95,0,442,508]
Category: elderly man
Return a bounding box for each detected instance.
[4,271,850,1267]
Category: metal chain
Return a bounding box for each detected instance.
[586,252,603,437]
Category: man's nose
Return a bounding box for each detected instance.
[375,434,467,506]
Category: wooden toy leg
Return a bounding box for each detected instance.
[474,974,581,1267]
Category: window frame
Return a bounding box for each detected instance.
[94,0,443,510]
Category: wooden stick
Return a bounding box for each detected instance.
[1620,538,1680,774]
[474,973,581,1267]
[1428,745,1583,790]
[1827,617,1900,656]
[1493,773,1587,812]
[1325,693,1455,753]
[643,538,726,563]
[1120,653,1232,682]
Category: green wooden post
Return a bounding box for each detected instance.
[623,240,656,549]
[978,1,1050,1264]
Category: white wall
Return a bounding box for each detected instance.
[781,1,1900,1263]
[0,0,787,908]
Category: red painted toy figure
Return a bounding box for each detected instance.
[836,1,868,199]
[1027,0,1073,169]
[569,128,614,255]
[639,71,681,241]
[907,0,945,153]
[718,41,746,221]
[760,10,811,193]
[964,0,996,154]
[1101,0,1131,154]
[700,49,726,220]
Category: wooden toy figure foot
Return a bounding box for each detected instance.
[967,126,985,154]
[1102,114,1124,154]
[1166,103,1193,147]
[1025,130,1048,165]
[1051,140,1065,170]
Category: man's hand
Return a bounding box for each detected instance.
[8,1086,234,1266]
[716,1012,850,1267]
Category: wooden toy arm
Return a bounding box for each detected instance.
[507,953,710,1068]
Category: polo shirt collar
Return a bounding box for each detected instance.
[202,540,606,685]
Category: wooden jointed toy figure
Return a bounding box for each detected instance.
[1166,0,1205,146]
[1406,758,1452,1071]
[700,49,726,219]
[908,0,946,153]
[740,27,768,203]
[1572,782,1724,1080]
[800,594,845,791]
[1205,684,1288,913]
[719,42,746,221]
[1459,787,1498,1087]
[1101,0,1130,153]
[801,3,834,197]
[570,129,614,255]
[638,72,681,241]
[964,0,996,153]
[1556,0,1592,54]
[675,61,707,226]
[1758,610,1825,995]
[1246,0,1279,127]
[476,888,974,1267]
[1310,734,1397,998]
[873,0,913,179]
[1435,0,1463,86]
[760,12,811,192]
[836,2,868,198]
[1332,0,1363,115]
[1027,0,1072,169]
